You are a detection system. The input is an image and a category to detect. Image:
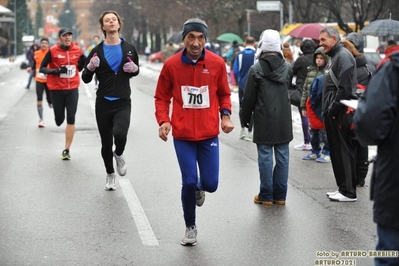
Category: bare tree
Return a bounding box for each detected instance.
[311,0,389,33]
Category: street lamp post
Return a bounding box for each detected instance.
[246,9,256,36]
[14,0,17,57]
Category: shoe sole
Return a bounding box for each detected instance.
[61,157,70,160]
[105,187,116,191]
[329,197,357,202]
[180,241,197,246]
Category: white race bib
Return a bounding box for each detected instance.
[36,69,46,80]
[60,65,76,78]
[181,85,210,109]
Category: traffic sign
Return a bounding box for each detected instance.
[257,1,281,11]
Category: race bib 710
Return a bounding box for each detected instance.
[181,85,210,109]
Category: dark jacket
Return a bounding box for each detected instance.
[322,42,356,115]
[354,52,399,230]
[293,39,315,90]
[81,39,139,100]
[242,52,293,144]
[355,54,376,90]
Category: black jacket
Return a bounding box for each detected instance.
[242,52,293,145]
[292,39,315,90]
[354,52,399,230]
[322,42,356,115]
[355,54,376,87]
[81,39,139,100]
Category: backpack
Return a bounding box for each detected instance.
[356,64,373,97]
[309,75,324,120]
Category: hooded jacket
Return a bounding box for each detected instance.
[354,52,399,230]
[300,46,329,108]
[242,52,293,144]
[293,39,315,90]
[154,48,232,141]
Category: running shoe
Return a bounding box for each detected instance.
[294,142,312,151]
[245,131,253,141]
[302,151,320,160]
[316,150,331,163]
[239,128,246,139]
[326,190,339,197]
[196,190,205,207]
[61,149,70,160]
[114,152,127,176]
[328,192,357,202]
[105,173,116,191]
[38,120,45,128]
[181,225,197,246]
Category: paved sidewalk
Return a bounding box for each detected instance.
[0,55,26,76]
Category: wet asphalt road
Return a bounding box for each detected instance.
[0,56,377,266]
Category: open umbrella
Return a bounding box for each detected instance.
[216,33,244,44]
[168,31,183,44]
[360,19,399,37]
[288,23,324,40]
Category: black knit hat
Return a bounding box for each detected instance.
[182,18,208,41]
[40,37,49,43]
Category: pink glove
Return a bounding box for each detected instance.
[123,57,138,73]
[87,53,100,71]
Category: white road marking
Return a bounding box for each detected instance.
[118,179,159,246]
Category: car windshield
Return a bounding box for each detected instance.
[364,52,381,66]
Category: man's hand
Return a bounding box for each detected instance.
[53,66,67,74]
[159,122,171,142]
[302,109,307,117]
[123,57,139,73]
[87,53,100,72]
[221,116,234,133]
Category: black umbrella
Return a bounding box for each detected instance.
[360,19,399,37]
[168,31,183,44]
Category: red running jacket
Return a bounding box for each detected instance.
[155,49,232,141]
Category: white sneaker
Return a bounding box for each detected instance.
[326,190,339,197]
[196,190,205,207]
[105,173,116,191]
[114,152,127,176]
[239,128,246,139]
[294,143,312,151]
[181,225,197,246]
[38,120,45,128]
[328,192,357,202]
[244,132,253,141]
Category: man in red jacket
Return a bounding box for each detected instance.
[40,28,86,160]
[154,18,234,246]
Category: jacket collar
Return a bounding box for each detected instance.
[181,48,205,64]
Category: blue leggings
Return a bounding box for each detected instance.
[174,137,219,227]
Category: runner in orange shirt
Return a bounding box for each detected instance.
[27,37,52,128]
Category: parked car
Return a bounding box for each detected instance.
[149,51,163,63]
[364,48,383,66]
